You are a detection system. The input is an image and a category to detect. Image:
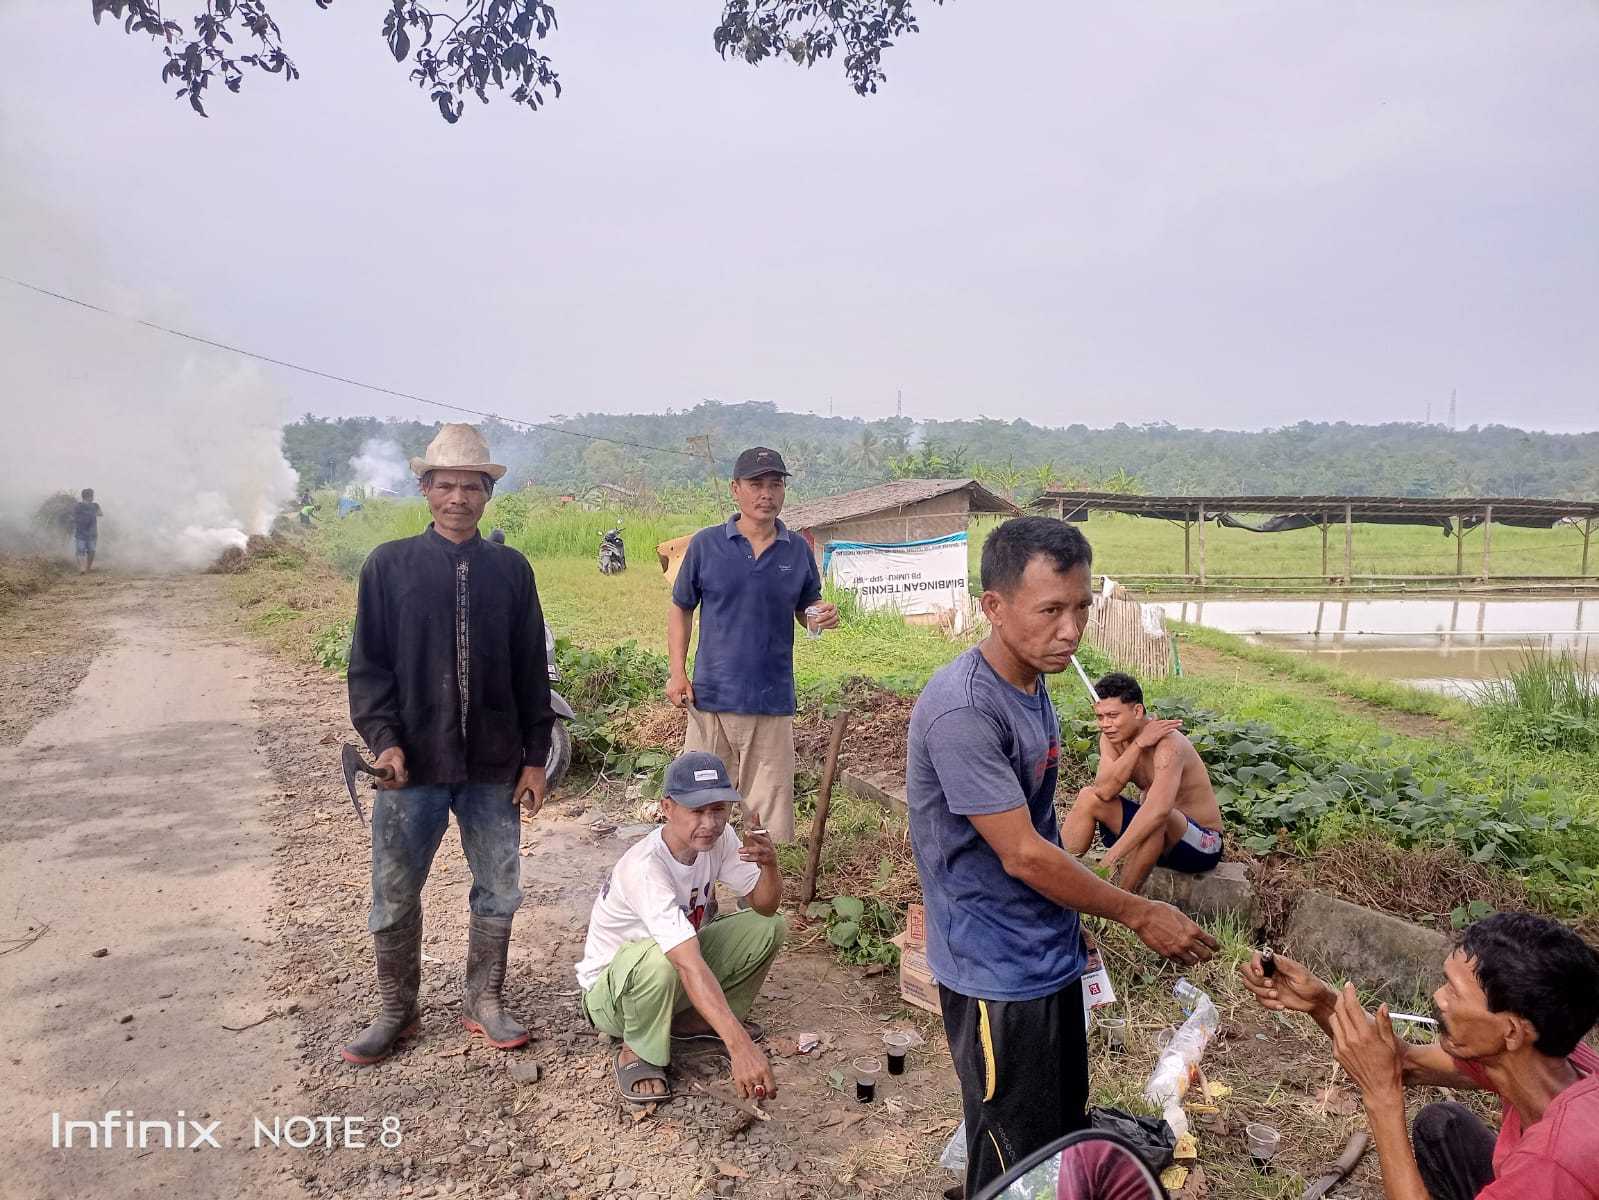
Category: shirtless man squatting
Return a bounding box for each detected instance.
[1062,672,1225,894]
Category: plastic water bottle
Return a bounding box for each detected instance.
[1144,978,1219,1139]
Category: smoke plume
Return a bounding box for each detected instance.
[348,438,410,497]
[2,176,298,572]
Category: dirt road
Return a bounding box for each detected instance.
[0,575,955,1200]
[0,576,303,1199]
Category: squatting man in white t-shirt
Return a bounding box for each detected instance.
[576,751,785,1104]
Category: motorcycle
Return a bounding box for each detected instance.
[544,622,575,790]
[598,525,627,575]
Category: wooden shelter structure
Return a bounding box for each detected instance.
[783,479,1020,570]
[1031,491,1599,591]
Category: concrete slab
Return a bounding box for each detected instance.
[1145,861,1259,928]
[840,770,907,814]
[1284,891,1450,1000]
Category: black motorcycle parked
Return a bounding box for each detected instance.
[598,525,626,575]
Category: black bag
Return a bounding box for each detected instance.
[1087,1106,1178,1172]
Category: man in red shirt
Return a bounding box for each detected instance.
[1241,912,1598,1200]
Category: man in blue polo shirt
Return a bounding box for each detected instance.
[667,447,838,842]
[908,517,1217,1197]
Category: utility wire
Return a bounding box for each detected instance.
[0,272,706,461]
[0,271,911,491]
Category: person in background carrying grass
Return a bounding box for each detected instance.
[1060,671,1226,894]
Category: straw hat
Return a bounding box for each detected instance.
[409,423,507,481]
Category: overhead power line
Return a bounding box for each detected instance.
[1,271,904,491]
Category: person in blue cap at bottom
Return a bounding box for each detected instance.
[576,751,786,1104]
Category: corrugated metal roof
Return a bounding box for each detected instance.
[783,478,1020,531]
[1031,491,1599,523]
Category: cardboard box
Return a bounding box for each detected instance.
[892,902,942,1016]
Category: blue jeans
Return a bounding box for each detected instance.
[368,782,522,933]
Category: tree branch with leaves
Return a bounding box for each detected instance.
[87,0,945,123]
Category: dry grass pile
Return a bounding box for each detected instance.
[1248,837,1551,941]
[0,555,62,614]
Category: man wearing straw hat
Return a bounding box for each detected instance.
[343,423,554,1065]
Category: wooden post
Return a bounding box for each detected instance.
[1183,516,1192,579]
[1481,505,1493,579]
[1320,515,1330,583]
[1197,503,1207,587]
[1455,517,1465,577]
[1343,504,1354,583]
[801,710,850,904]
[1582,517,1594,579]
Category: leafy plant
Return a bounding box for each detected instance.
[554,637,671,788]
[1474,647,1599,755]
[806,894,901,967]
[313,618,352,672]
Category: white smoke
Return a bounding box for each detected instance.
[348,438,410,497]
[2,171,298,572]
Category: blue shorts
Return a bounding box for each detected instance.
[1099,796,1224,874]
[74,530,97,555]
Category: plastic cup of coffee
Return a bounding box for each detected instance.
[882,1031,913,1075]
[1096,1015,1127,1053]
[853,1056,882,1103]
[1245,1123,1281,1172]
[805,605,824,639]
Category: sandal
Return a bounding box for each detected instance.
[614,1048,673,1105]
[672,1019,766,1046]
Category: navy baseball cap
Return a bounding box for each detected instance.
[733,447,791,479]
[662,751,744,809]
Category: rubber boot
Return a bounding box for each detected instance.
[461,914,530,1049]
[340,920,422,1065]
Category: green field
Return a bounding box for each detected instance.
[973,512,1595,582]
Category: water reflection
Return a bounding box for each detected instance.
[1169,597,1597,695]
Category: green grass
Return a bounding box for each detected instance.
[971,511,1594,581]
[1475,647,1599,755]
[1170,622,1470,723]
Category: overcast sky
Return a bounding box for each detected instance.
[3,1,1597,433]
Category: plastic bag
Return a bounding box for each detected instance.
[1142,978,1218,1140]
[1087,1106,1178,1172]
[940,1120,967,1171]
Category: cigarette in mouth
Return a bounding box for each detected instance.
[1386,1013,1438,1027]
[1070,655,1100,704]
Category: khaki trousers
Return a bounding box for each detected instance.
[684,707,796,842]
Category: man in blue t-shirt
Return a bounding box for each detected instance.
[667,447,837,842]
[907,517,1217,1197]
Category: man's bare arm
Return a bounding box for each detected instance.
[665,937,776,1098]
[1101,742,1181,866]
[1087,721,1183,802]
[666,603,696,707]
[966,807,1217,963]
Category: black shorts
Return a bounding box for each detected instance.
[1099,796,1224,873]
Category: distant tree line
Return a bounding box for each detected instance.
[283,403,1599,504]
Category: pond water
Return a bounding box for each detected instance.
[1164,596,1599,696]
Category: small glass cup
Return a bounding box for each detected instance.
[805,604,824,639]
[1245,1122,1281,1173]
[882,1031,913,1075]
[852,1056,882,1103]
[1096,1015,1127,1054]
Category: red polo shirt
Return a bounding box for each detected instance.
[1456,1041,1599,1199]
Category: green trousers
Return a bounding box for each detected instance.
[582,909,786,1068]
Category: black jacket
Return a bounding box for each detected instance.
[348,525,553,786]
